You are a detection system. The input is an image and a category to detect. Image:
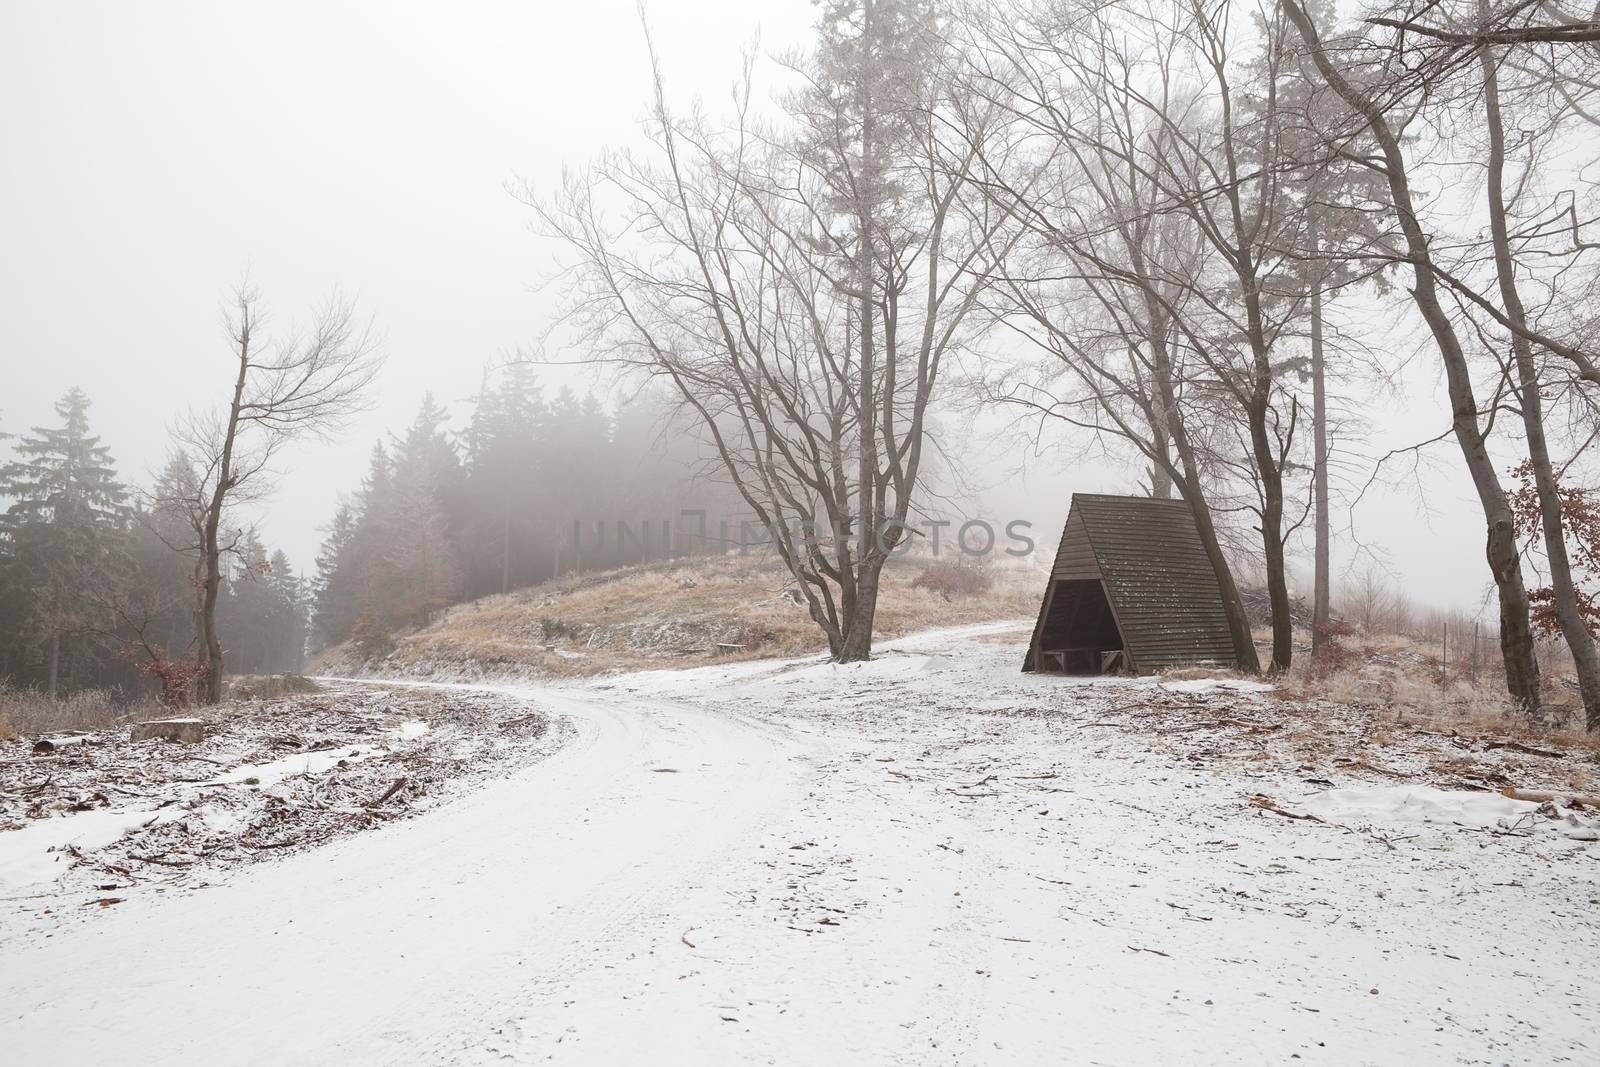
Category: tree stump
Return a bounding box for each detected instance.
[130,719,207,744]
[31,735,90,756]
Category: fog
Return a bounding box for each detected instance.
[1,0,1494,612]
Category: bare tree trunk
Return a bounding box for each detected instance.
[838,558,882,662]
[1188,488,1261,674]
[1144,329,1263,674]
[1147,455,1174,498]
[1167,418,1262,674]
[1283,0,1540,710]
[46,630,60,700]
[201,313,252,705]
[1481,42,1600,727]
[190,553,206,674]
[1143,329,1176,500]
[501,508,511,595]
[849,1,880,665]
[1311,240,1332,657]
[1248,395,1294,673]
[200,502,228,703]
[1127,256,1254,666]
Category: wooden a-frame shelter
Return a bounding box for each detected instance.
[1023,494,1239,675]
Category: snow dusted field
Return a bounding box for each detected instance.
[3,623,1598,1064]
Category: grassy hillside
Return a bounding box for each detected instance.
[314,554,1042,680]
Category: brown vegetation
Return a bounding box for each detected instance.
[909,560,996,601]
[224,675,323,701]
[315,554,1041,681]
[0,684,168,739]
[1278,631,1595,746]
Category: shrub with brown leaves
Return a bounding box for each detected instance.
[911,560,994,601]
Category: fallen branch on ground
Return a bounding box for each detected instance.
[128,852,195,868]
[366,776,408,808]
[1249,794,1326,823]
[1485,740,1569,760]
[1501,787,1600,807]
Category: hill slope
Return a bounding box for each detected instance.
[314,554,1042,680]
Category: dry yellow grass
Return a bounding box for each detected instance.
[1273,632,1600,748]
[1160,665,1238,682]
[0,684,167,739]
[225,675,323,701]
[317,553,1043,680]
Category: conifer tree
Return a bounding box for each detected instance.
[311,504,358,650]
[0,389,130,695]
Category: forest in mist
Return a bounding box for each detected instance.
[0,369,741,700]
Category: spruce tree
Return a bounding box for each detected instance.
[311,504,358,649]
[0,388,130,695]
[267,549,307,672]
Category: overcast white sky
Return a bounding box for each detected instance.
[0,0,1503,613]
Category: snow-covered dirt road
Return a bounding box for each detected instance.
[1,681,818,1064]
[4,625,1598,1064]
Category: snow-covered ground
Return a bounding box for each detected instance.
[3,624,1598,1064]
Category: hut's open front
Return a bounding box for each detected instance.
[1030,577,1127,674]
[1024,494,1239,676]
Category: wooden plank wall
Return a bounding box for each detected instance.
[1077,495,1237,672]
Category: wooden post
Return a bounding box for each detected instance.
[1471,621,1479,685]
[1441,621,1448,687]
[46,631,61,700]
[501,509,511,594]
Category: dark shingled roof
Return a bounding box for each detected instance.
[1024,493,1238,674]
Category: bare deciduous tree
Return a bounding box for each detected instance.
[180,285,380,702]
[961,0,1364,673]
[1474,16,1600,726]
[1282,0,1548,709]
[531,3,1011,661]
[1344,562,1397,636]
[1279,0,1600,726]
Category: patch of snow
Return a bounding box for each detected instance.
[1159,677,1277,694]
[1299,784,1540,828]
[205,746,378,788]
[1562,817,1600,841]
[0,808,165,893]
[608,654,814,696]
[782,653,934,682]
[881,619,1030,649]
[191,803,249,837]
